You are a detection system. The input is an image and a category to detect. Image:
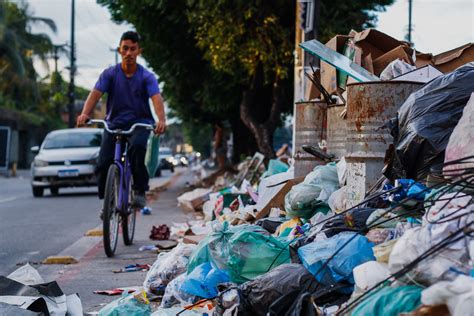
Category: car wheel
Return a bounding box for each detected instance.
[32,186,44,197]
[50,187,59,196]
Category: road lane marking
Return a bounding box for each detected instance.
[0,197,17,203]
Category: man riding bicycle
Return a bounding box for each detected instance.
[77,31,166,214]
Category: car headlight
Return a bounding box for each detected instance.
[89,152,99,164]
[34,159,48,167]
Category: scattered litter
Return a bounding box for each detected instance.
[149,224,170,240]
[141,207,152,215]
[112,264,151,273]
[139,245,159,252]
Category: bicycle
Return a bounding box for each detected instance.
[88,119,154,257]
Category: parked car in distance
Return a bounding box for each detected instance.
[30,128,102,197]
[155,147,175,177]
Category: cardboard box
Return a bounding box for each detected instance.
[305,73,321,100]
[414,52,434,68]
[432,43,474,73]
[254,176,305,220]
[372,45,414,76]
[320,35,352,94]
[393,65,443,83]
[353,29,403,60]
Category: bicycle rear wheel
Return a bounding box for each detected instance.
[103,164,120,257]
[122,180,137,245]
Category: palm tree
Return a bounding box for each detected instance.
[0,1,57,110]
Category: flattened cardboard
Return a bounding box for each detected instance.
[353,29,402,59]
[254,176,305,220]
[433,43,474,73]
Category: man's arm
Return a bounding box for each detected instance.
[151,93,166,134]
[76,89,103,127]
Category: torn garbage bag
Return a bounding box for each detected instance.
[180,263,230,298]
[351,285,422,316]
[298,232,375,292]
[391,62,474,180]
[284,163,339,219]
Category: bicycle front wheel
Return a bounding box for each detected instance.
[103,164,120,257]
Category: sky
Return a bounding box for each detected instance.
[21,0,474,90]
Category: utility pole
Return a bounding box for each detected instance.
[407,0,413,46]
[109,47,118,64]
[67,0,76,128]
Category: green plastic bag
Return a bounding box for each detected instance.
[284,163,339,219]
[187,222,266,274]
[187,222,290,284]
[99,291,151,316]
[352,285,422,316]
[145,134,160,177]
[261,159,289,178]
[227,229,291,284]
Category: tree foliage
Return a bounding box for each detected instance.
[98,0,394,159]
[0,1,56,109]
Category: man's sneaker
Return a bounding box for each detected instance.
[99,208,104,220]
[132,192,147,208]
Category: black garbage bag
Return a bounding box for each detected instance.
[235,264,319,316]
[322,207,376,238]
[391,62,474,180]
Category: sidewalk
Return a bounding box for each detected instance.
[38,169,197,314]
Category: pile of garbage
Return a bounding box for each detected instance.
[96,30,473,315]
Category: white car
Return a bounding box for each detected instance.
[30,128,103,197]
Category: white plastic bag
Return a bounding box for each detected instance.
[380,59,416,80]
[160,274,197,309]
[143,243,197,295]
[444,93,474,174]
[421,275,474,316]
[7,263,44,285]
[353,261,390,292]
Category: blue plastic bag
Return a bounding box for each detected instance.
[298,232,375,290]
[181,263,230,298]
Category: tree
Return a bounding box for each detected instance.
[0,1,56,110]
[98,0,395,159]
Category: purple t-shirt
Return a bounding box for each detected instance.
[94,64,160,129]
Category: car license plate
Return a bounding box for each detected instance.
[58,169,79,178]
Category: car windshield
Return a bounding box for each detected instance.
[43,132,102,149]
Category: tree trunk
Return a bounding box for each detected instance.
[239,72,285,159]
[229,114,257,163]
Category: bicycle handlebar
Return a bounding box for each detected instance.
[87,119,155,135]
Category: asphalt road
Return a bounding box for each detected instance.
[0,170,103,276]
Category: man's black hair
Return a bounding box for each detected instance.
[120,31,140,45]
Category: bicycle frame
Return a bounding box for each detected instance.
[113,135,132,214]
